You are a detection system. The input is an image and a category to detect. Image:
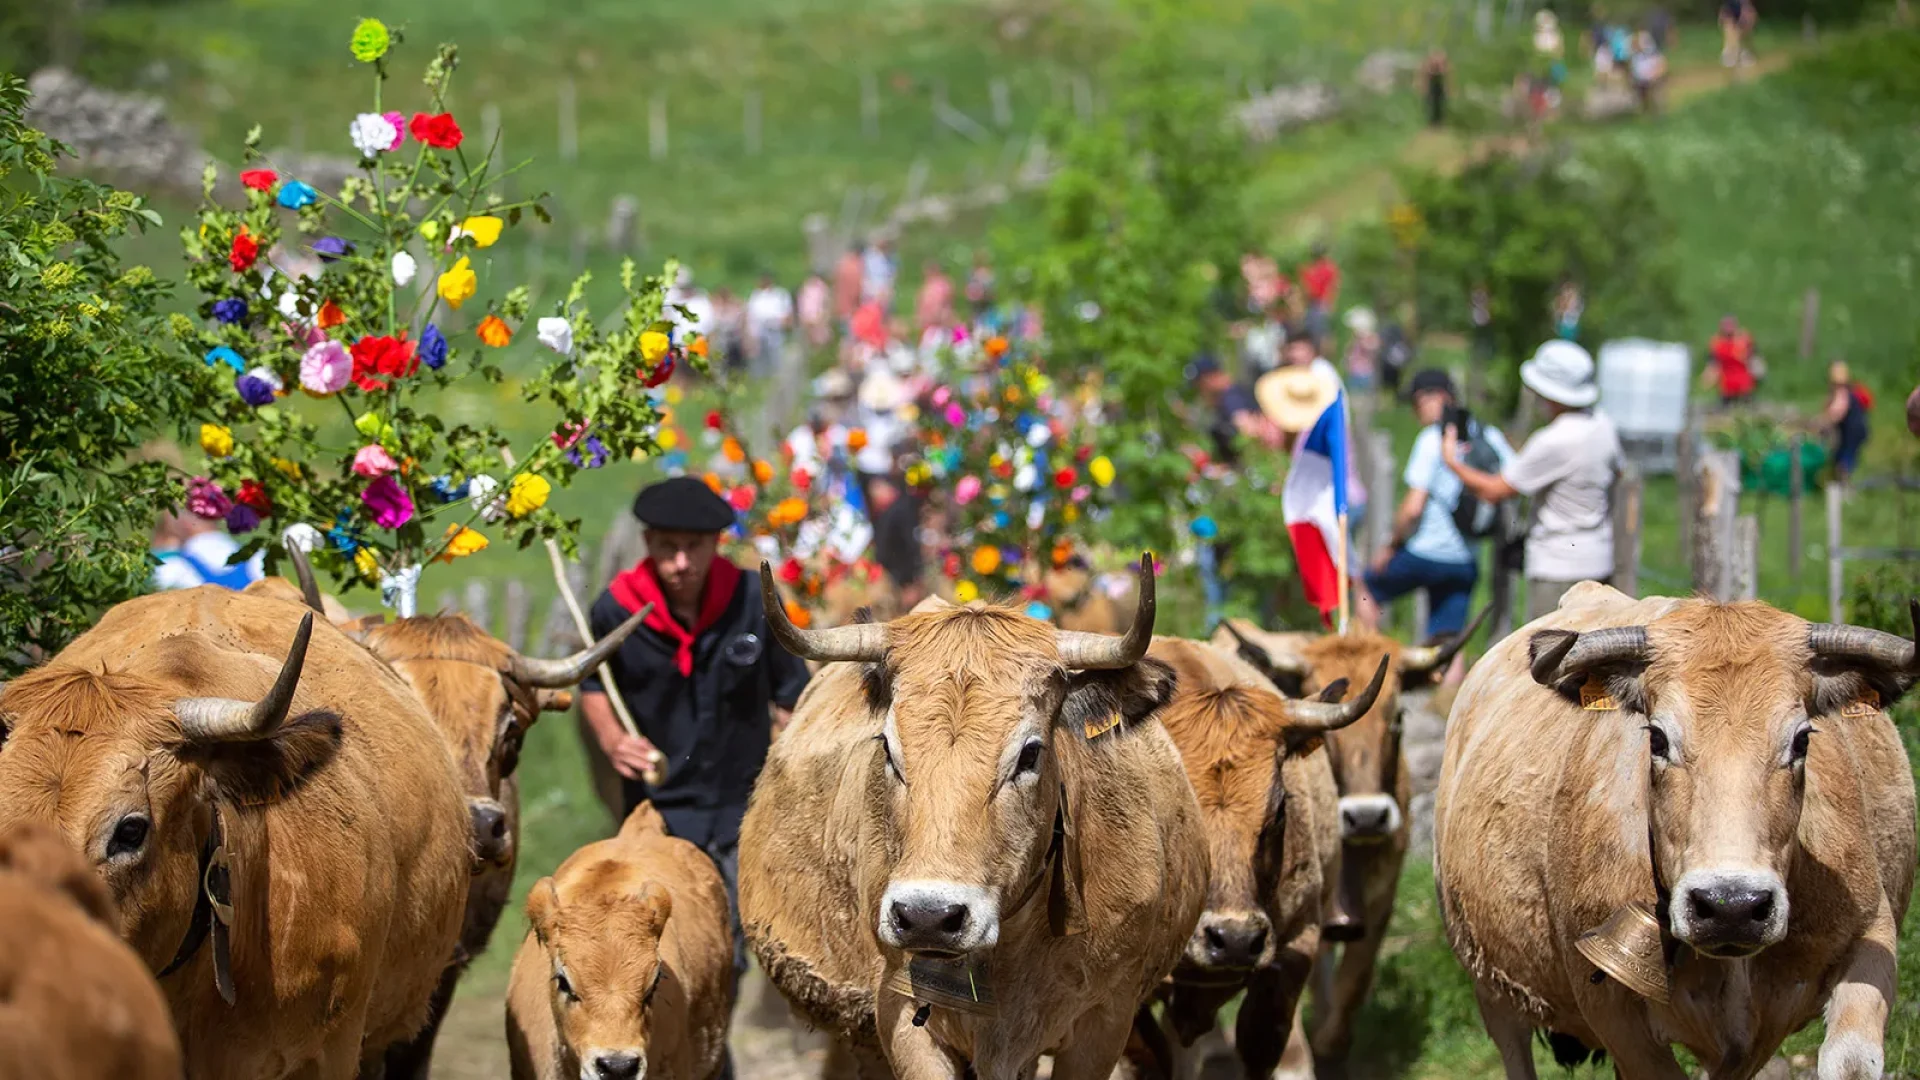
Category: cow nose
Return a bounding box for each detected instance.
[1342,803,1389,835]
[1688,885,1776,932]
[1199,914,1270,967]
[891,898,970,939]
[468,798,511,866]
[593,1052,642,1080]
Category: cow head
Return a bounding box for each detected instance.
[1155,644,1388,975]
[1218,611,1484,845]
[764,554,1172,959]
[0,614,334,959]
[1529,600,1920,958]
[526,873,673,1080]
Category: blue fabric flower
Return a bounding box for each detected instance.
[419,323,448,370]
[211,298,248,325]
[276,180,318,210]
[226,504,261,534]
[327,510,360,552]
[1025,601,1053,620]
[1191,515,1219,540]
[1001,546,1022,566]
[428,475,470,502]
[204,345,245,372]
[312,236,352,262]
[567,436,610,470]
[235,370,278,406]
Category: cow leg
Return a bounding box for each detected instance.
[1237,954,1312,1080]
[1049,1007,1136,1080]
[1813,893,1897,1080]
[1469,986,1539,1080]
[1273,995,1313,1080]
[1308,847,1401,1067]
[876,993,964,1080]
[378,959,462,1080]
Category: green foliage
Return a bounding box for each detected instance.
[0,74,199,672]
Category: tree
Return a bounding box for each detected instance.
[0,73,204,671]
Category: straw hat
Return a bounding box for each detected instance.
[858,368,906,412]
[1256,365,1341,433]
[1519,339,1599,409]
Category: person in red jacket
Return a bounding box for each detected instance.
[1299,243,1341,347]
[1704,315,1757,406]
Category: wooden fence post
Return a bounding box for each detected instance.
[462,580,493,635]
[1363,429,1395,563]
[1827,482,1845,622]
[558,77,578,163]
[861,71,879,140]
[989,76,1012,128]
[1692,449,1742,600]
[1787,435,1805,587]
[744,89,762,156]
[503,578,530,653]
[1732,514,1759,601]
[1675,411,1698,556]
[434,590,457,618]
[1799,287,1821,362]
[648,95,668,161]
[1612,464,1642,597]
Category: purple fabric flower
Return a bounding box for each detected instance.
[361,474,415,529]
[313,236,353,262]
[235,367,280,406]
[226,504,261,534]
[212,298,248,324]
[187,477,232,520]
[419,323,448,370]
[568,436,610,469]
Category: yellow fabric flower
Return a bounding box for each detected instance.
[436,524,489,562]
[477,315,512,347]
[349,18,390,63]
[437,256,477,310]
[971,545,1001,576]
[353,546,378,580]
[639,330,670,363]
[505,473,550,518]
[1063,505,1080,524]
[665,385,684,405]
[955,580,980,603]
[458,215,504,248]
[199,423,233,458]
[1089,455,1116,488]
[418,219,442,241]
[657,428,680,451]
[272,457,302,481]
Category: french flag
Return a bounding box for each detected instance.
[1282,391,1350,626]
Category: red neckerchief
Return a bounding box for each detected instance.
[609,556,743,677]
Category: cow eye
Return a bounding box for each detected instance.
[107,814,150,860]
[1645,726,1670,762]
[1790,726,1813,764]
[553,970,578,1002]
[1014,738,1043,778]
[875,735,903,784]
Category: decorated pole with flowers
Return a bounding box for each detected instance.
[179,21,702,612]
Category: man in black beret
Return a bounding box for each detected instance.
[579,476,811,987]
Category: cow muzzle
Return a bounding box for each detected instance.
[1338,794,1402,842]
[584,1049,644,1080]
[1187,909,1273,972]
[468,797,512,871]
[878,880,999,956]
[1668,869,1788,957]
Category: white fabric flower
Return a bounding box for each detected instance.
[467,474,506,522]
[1026,422,1051,447]
[277,290,302,319]
[1014,463,1038,492]
[1026,502,1047,530]
[350,112,399,158]
[536,316,574,357]
[280,523,323,553]
[391,250,417,287]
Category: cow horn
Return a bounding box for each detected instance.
[510,603,654,688]
[760,563,888,662]
[1527,626,1651,687]
[1218,618,1309,678]
[1283,655,1390,732]
[175,613,313,742]
[282,539,325,615]
[1807,599,1920,672]
[1400,603,1494,677]
[1055,553,1156,670]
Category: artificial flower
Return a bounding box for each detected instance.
[954,475,982,505]
[790,467,812,492]
[1191,516,1219,540]
[354,546,379,579]
[727,486,756,512]
[971,545,1001,576]
[784,600,813,629]
[350,112,399,157]
[1052,541,1074,568]
[721,436,746,464]
[955,580,980,603]
[349,17,390,63]
[437,256,476,310]
[316,299,347,329]
[456,215,503,248]
[312,237,352,262]
[505,473,550,518]
[276,179,317,209]
[704,410,724,431]
[352,444,399,477]
[353,412,394,443]
[211,297,248,324]
[381,111,406,149]
[985,336,1009,358]
[568,437,610,469]
[468,474,506,522]
[768,497,808,527]
[658,428,680,451]
[391,250,417,287]
[350,334,418,391]
[536,316,573,356]
[437,524,489,562]
[409,112,464,149]
[362,475,414,529]
[640,353,675,387]
[752,460,774,485]
[300,340,352,395]
[226,505,261,534]
[1089,455,1116,488]
[235,480,273,515]
[1054,467,1077,489]
[777,558,804,584]
[419,219,441,241]
[477,315,512,347]
[689,336,709,359]
[272,458,303,481]
[228,229,259,272]
[282,522,322,553]
[199,423,234,458]
[240,169,277,191]
[847,428,869,453]
[701,473,723,494]
[639,330,671,364]
[277,291,303,319]
[236,366,282,405]
[1072,485,1091,503]
[187,477,231,520]
[1025,601,1053,621]
[943,403,966,426]
[418,324,448,369]
[1013,464,1037,493]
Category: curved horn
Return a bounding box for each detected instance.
[510,603,655,688]
[175,613,313,743]
[1808,599,1920,671]
[1218,617,1309,678]
[1399,603,1494,677]
[1282,654,1390,733]
[759,563,888,663]
[1527,626,1651,687]
[281,539,326,615]
[1055,553,1156,670]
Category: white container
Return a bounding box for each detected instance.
[1597,338,1692,474]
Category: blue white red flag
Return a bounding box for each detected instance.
[1282,390,1349,626]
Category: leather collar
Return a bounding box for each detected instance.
[157,801,237,1005]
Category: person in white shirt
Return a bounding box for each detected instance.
[1443,339,1623,622]
[664,266,710,340]
[745,273,794,377]
[151,513,264,591]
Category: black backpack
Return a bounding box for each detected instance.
[1451,422,1506,541]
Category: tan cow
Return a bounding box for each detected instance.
[1143,638,1388,1080]
[1210,615,1481,1072]
[507,801,736,1080]
[0,822,181,1079]
[0,587,471,1078]
[1435,584,1916,1080]
[740,555,1208,1080]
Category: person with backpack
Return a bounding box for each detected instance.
[150,511,263,591]
[1363,370,1513,672]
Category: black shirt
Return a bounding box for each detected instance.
[1210,384,1261,465]
[581,566,811,847]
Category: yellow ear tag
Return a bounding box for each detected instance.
[1842,690,1882,718]
[1083,711,1122,739]
[1581,675,1621,711]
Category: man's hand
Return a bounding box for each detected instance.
[601,731,663,783]
[1369,545,1396,575]
[1440,423,1462,467]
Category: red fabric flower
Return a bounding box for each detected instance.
[240,169,278,191]
[408,112,464,149]
[316,299,346,329]
[790,468,812,492]
[350,334,418,391]
[991,460,1014,480]
[727,485,756,512]
[705,410,724,430]
[640,353,675,387]
[942,552,962,579]
[1074,445,1093,463]
[777,558,804,584]
[228,229,259,273]
[1053,467,1077,489]
[235,479,274,514]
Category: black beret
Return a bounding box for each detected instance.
[632,476,735,532]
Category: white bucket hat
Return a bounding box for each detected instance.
[1520,339,1599,408]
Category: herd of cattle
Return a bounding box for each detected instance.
[0,549,1913,1080]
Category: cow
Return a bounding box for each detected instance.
[1434,584,1917,1080]
[1210,614,1482,1075]
[1142,637,1389,1080]
[739,554,1208,1080]
[507,801,736,1080]
[0,586,472,1078]
[0,821,181,1078]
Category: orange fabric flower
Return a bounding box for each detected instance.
[784,600,812,629]
[847,428,869,452]
[985,335,1009,358]
[689,336,710,358]
[702,472,724,493]
[477,315,512,347]
[316,299,347,329]
[721,436,746,464]
[1052,541,1073,568]
[752,459,774,485]
[768,497,808,527]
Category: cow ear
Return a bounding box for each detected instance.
[526,876,559,945]
[0,823,117,926]
[181,709,345,807]
[632,880,673,938]
[1058,658,1177,742]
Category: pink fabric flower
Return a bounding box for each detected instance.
[1072,485,1091,503]
[187,477,232,520]
[351,444,399,477]
[300,340,351,396]
[381,111,407,151]
[361,475,414,529]
[932,386,952,407]
[954,475,982,506]
[943,403,966,426]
